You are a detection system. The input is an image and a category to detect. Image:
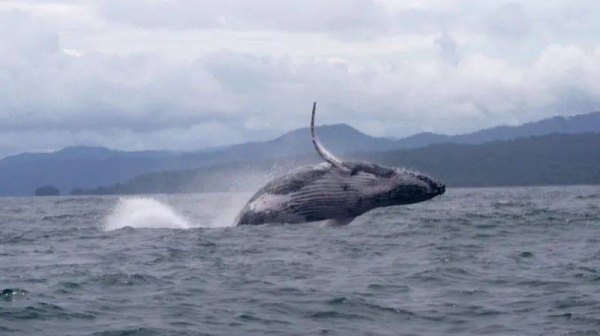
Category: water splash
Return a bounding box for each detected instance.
[104,197,190,231]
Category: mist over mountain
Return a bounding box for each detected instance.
[1,111,599,196]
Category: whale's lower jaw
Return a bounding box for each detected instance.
[234,201,369,226]
[234,195,446,225]
[234,209,305,226]
[235,211,356,226]
[234,207,361,226]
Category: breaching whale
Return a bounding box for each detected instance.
[234,102,445,226]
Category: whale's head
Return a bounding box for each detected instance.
[309,102,444,212]
[389,168,445,203]
[347,163,445,208]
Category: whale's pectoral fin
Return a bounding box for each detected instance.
[322,216,356,227]
[311,102,351,173]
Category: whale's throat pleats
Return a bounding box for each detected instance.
[281,169,380,222]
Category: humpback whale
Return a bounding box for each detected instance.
[234,102,445,226]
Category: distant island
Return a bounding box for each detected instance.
[35,186,60,196]
[0,110,599,197]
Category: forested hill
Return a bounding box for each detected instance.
[73,133,600,195]
[356,133,600,187]
[2,111,600,196]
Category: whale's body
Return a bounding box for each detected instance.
[234,103,445,226]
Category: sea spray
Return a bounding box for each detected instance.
[191,192,250,228]
[103,194,250,230]
[104,197,190,230]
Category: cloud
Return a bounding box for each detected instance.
[1,2,600,158]
[203,51,292,94]
[96,0,477,39]
[0,9,59,62]
[1,9,600,155]
[98,0,388,37]
[435,31,459,65]
[484,2,531,40]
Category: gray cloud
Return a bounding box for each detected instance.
[203,51,292,94]
[484,2,531,40]
[98,0,388,37]
[435,31,459,65]
[1,2,600,157]
[0,9,59,62]
[392,8,463,34]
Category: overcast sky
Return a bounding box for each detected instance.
[1,0,599,157]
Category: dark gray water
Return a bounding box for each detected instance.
[1,186,600,335]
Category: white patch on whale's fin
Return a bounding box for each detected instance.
[311,102,350,173]
[322,217,356,227]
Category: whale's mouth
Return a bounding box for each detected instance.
[416,174,445,197]
[436,184,446,195]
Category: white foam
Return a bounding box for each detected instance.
[104,197,191,231]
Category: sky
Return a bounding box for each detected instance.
[1,0,600,157]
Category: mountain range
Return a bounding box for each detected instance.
[74,133,600,195]
[1,111,599,196]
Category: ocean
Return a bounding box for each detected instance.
[1,186,599,335]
